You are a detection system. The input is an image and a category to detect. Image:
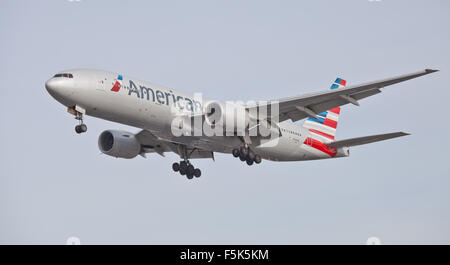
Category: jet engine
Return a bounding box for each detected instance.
[98,130,141,159]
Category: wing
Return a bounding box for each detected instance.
[247,69,438,122]
[135,130,214,159]
[326,132,409,148]
[135,129,172,156]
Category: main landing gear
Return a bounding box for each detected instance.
[232,146,262,166]
[172,145,202,180]
[172,161,201,179]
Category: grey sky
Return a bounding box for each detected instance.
[1,0,449,244]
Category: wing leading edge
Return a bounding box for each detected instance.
[248,69,438,123]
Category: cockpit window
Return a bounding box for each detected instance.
[53,73,73,78]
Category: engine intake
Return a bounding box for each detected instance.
[98,130,141,159]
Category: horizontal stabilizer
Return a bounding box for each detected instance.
[326,132,409,148]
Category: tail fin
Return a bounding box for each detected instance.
[302,78,346,142]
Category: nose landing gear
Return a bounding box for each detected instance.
[68,106,87,134]
[74,112,87,134]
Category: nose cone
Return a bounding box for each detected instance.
[45,78,63,94]
[45,78,58,94]
[45,77,74,105]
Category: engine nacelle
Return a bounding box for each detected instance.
[204,101,248,134]
[98,130,141,159]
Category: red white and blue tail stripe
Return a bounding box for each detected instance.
[302,78,346,143]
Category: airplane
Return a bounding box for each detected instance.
[45,68,438,179]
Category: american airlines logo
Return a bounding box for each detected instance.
[110,74,123,92]
[110,75,280,144]
[122,78,204,113]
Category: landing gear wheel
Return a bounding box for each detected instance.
[80,124,87,132]
[232,149,240,158]
[248,151,255,161]
[187,165,195,176]
[75,124,87,134]
[186,172,194,179]
[172,162,180,172]
[239,153,247,161]
[246,158,254,166]
[179,167,187,175]
[254,154,262,164]
[194,168,201,178]
[180,161,187,172]
[240,146,249,156]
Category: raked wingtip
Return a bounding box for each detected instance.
[425,68,439,73]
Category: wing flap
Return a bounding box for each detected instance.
[326,132,410,148]
[136,130,172,156]
[136,130,215,159]
[351,88,382,101]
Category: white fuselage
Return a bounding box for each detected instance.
[45,69,348,161]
